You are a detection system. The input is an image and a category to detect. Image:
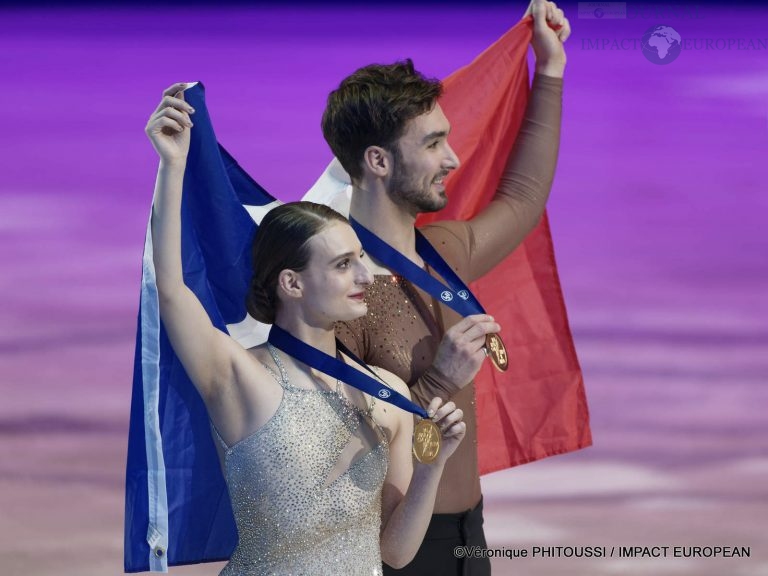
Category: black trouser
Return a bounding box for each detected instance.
[384,498,491,576]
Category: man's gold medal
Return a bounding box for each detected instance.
[485,333,508,372]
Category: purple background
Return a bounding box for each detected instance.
[1,2,766,574]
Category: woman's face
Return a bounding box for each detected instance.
[298,222,373,325]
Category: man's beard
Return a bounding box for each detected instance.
[387,146,448,214]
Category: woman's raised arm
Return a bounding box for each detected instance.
[146,83,243,402]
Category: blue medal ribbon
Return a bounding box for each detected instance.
[267,325,429,419]
[350,218,486,316]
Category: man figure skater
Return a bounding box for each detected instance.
[322,1,573,573]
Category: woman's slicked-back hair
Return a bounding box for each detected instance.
[246,201,348,324]
[321,59,443,182]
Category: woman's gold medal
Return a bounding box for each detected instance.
[412,419,441,464]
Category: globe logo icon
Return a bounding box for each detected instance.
[594,7,604,19]
[641,25,682,65]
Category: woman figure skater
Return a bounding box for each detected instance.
[146,83,472,575]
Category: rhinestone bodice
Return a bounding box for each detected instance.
[217,348,389,576]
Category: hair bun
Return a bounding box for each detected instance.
[246,278,275,325]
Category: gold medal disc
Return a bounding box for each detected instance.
[412,419,441,464]
[485,333,509,372]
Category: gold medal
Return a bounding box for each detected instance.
[485,333,508,372]
[412,419,441,464]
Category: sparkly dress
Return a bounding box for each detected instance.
[215,346,389,576]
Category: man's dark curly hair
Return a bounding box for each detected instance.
[321,59,443,182]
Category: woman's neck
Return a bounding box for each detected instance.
[273,313,337,357]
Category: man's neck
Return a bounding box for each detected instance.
[349,184,422,265]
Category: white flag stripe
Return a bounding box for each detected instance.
[140,211,170,572]
[243,199,282,224]
[227,313,270,349]
[302,158,353,217]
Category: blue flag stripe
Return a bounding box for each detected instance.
[125,82,278,572]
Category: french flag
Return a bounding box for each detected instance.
[124,16,589,573]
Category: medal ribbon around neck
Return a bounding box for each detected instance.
[267,325,429,419]
[350,218,508,372]
[350,218,485,316]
